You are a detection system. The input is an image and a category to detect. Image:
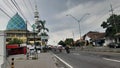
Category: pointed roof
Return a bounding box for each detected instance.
[6,13,26,30]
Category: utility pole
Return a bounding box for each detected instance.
[109,4,118,33]
[109,4,119,43]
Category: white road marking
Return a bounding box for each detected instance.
[54,54,73,68]
[72,53,80,55]
[103,58,120,63]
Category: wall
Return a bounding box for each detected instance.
[0,31,6,68]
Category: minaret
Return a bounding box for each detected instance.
[34,5,39,24]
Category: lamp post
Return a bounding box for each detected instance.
[66,13,90,39]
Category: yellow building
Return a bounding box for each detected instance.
[5,13,41,44]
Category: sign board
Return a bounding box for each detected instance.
[0,31,6,68]
[41,36,49,40]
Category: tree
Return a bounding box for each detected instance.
[58,40,66,47]
[101,14,120,37]
[36,20,49,39]
[36,20,49,33]
[40,32,48,42]
[8,38,23,44]
[64,38,74,46]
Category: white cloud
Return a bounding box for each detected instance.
[1,0,120,45]
[47,0,120,44]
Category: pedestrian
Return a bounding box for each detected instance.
[29,45,35,56]
[65,46,70,54]
[26,48,30,60]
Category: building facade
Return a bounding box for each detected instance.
[5,13,41,44]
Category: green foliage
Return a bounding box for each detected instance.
[101,14,120,37]
[74,40,85,46]
[79,41,85,46]
[58,40,66,47]
[40,32,48,36]
[37,20,49,33]
[58,38,74,47]
[74,40,80,46]
[64,38,74,45]
[8,38,23,44]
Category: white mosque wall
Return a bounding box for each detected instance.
[0,31,6,68]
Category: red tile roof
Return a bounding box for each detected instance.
[85,31,105,40]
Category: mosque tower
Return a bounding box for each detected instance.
[34,4,40,25]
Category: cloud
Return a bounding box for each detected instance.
[0,17,9,30]
[47,0,118,44]
[1,0,120,45]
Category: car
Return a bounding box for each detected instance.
[107,43,120,48]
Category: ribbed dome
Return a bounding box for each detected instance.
[6,13,26,30]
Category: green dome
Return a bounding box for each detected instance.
[6,13,26,30]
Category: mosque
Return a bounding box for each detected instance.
[5,13,41,44]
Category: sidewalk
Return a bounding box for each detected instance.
[6,53,57,68]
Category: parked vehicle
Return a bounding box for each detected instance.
[108,43,120,48]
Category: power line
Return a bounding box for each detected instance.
[2,0,15,14]
[11,0,26,20]
[0,7,25,25]
[0,6,22,26]
[7,0,18,12]
[14,0,32,27]
[28,0,34,12]
[5,0,18,12]
[0,8,11,18]
[22,0,34,17]
[11,0,32,27]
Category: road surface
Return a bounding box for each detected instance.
[52,49,120,68]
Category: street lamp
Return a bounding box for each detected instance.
[66,13,90,39]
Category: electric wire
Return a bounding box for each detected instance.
[1,0,31,29]
[0,8,11,18]
[0,7,25,25]
[5,0,18,12]
[11,0,26,20]
[22,0,34,19]
[2,0,15,14]
[13,0,32,27]
[28,0,34,12]
[11,0,32,27]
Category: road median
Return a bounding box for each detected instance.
[78,46,120,53]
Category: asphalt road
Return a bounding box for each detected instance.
[52,49,120,68]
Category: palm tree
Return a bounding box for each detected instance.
[36,20,49,33]
[36,20,49,43]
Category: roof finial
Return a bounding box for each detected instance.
[34,3,39,19]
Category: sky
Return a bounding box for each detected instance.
[0,0,120,45]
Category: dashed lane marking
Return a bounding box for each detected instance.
[72,53,80,55]
[103,58,120,63]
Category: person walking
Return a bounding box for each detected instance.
[26,48,30,60]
